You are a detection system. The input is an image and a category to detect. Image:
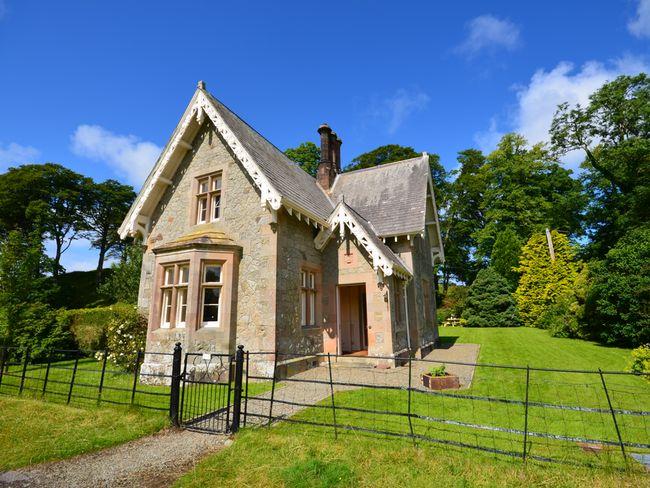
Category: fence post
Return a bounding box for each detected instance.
[131,350,143,405]
[243,350,250,428]
[169,342,182,427]
[97,349,108,405]
[327,353,338,439]
[523,365,530,461]
[231,345,245,433]
[67,355,79,404]
[267,352,279,427]
[0,346,6,389]
[407,352,415,445]
[19,349,30,395]
[42,350,52,397]
[599,369,627,465]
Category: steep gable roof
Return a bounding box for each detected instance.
[119,84,333,239]
[330,156,429,237]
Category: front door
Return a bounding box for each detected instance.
[338,284,367,354]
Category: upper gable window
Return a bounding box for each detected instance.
[196,173,222,224]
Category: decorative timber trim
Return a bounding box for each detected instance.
[314,201,411,280]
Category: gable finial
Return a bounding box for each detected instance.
[197,80,206,90]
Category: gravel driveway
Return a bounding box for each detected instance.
[0,429,229,488]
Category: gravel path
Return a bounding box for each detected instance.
[0,429,229,488]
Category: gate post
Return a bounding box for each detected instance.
[169,342,182,427]
[231,345,245,433]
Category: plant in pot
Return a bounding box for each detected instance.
[421,364,460,390]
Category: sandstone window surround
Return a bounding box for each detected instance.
[195,172,222,225]
[150,244,240,333]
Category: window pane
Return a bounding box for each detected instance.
[301,271,306,287]
[309,272,315,290]
[212,195,221,220]
[177,288,187,325]
[161,289,172,326]
[202,287,220,323]
[179,265,189,284]
[199,179,209,194]
[203,287,220,304]
[300,290,307,325]
[203,305,219,323]
[197,197,207,223]
[212,176,222,191]
[309,291,316,325]
[204,265,221,283]
[164,267,174,285]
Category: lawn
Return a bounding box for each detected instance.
[176,328,649,486]
[0,396,167,471]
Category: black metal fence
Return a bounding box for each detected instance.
[0,345,173,412]
[239,350,650,470]
[1,343,648,470]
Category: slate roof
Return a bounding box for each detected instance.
[205,92,334,221]
[330,156,429,237]
[344,204,411,273]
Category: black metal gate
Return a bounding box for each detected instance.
[178,350,234,432]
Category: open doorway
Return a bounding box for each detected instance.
[338,284,368,355]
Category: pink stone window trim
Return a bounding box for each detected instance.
[200,261,223,328]
[196,173,222,224]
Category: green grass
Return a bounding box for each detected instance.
[0,396,167,471]
[175,425,647,487]
[176,328,650,486]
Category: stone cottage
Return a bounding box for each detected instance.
[118,82,444,376]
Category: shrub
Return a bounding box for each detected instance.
[102,303,147,371]
[462,268,520,327]
[441,285,468,317]
[629,345,650,381]
[57,307,116,351]
[585,226,650,347]
[428,365,447,377]
[515,230,580,328]
[537,264,589,338]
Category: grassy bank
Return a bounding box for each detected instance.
[0,396,167,471]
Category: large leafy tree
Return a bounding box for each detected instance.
[284,142,321,178]
[439,149,487,288]
[83,179,135,282]
[0,164,92,277]
[515,230,580,328]
[551,73,650,258]
[490,226,522,290]
[474,134,584,259]
[345,144,420,171]
[584,226,650,347]
[461,267,520,327]
[99,241,143,305]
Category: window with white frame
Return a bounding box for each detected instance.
[196,173,222,224]
[300,270,316,326]
[159,263,189,329]
[200,262,222,327]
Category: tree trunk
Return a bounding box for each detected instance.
[96,245,107,284]
[53,238,62,279]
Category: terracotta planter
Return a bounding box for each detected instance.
[421,373,460,390]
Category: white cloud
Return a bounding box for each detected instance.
[71,125,161,186]
[0,142,41,171]
[456,14,520,58]
[376,88,430,135]
[476,56,649,169]
[629,0,650,38]
[474,117,504,154]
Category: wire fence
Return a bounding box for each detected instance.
[240,351,650,470]
[0,346,172,412]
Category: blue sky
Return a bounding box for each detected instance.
[0,1,648,271]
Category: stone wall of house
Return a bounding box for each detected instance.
[138,121,278,379]
[274,208,324,356]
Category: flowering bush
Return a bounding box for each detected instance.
[97,303,147,371]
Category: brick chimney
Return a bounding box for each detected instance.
[317,123,341,190]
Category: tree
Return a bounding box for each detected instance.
[461,268,520,327]
[515,230,580,328]
[83,179,135,282]
[345,144,420,171]
[490,226,522,289]
[438,149,487,288]
[474,134,585,260]
[285,142,321,178]
[551,73,650,258]
[0,164,92,277]
[99,241,143,304]
[584,226,650,347]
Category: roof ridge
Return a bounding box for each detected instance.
[339,155,426,177]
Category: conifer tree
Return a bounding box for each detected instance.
[462,268,520,327]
